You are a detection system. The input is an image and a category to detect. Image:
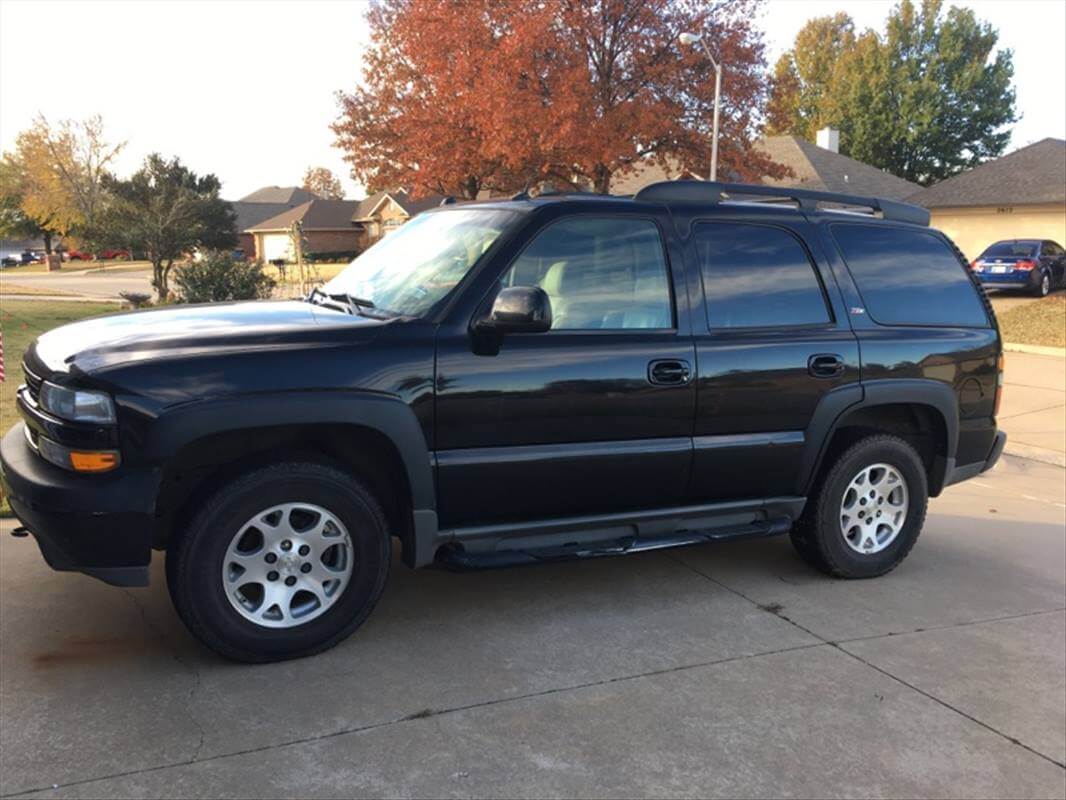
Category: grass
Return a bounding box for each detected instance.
[1,300,122,516]
[996,294,1066,349]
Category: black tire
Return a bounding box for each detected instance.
[166,462,391,662]
[1033,270,1051,297]
[791,435,928,579]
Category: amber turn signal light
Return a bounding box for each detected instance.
[69,450,121,473]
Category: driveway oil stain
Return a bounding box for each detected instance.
[33,636,152,668]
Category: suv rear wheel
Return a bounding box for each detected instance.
[167,462,391,662]
[791,435,928,578]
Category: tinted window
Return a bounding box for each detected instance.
[694,222,830,329]
[981,241,1038,258]
[501,217,672,330]
[1043,241,1064,256]
[832,224,987,327]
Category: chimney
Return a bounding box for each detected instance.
[816,127,840,153]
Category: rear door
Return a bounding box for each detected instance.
[686,218,860,502]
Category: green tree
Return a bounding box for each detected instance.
[766,13,855,139]
[101,154,237,300]
[767,0,1015,185]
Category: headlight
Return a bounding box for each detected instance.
[38,381,116,424]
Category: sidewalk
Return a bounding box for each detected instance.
[1000,350,1066,466]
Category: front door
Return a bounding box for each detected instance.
[686,219,860,501]
[434,213,696,528]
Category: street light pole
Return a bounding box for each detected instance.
[679,32,722,182]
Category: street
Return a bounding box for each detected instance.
[0,267,154,300]
[1,453,1063,799]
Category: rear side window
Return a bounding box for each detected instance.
[694,222,831,329]
[831,224,988,327]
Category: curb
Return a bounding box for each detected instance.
[0,294,119,303]
[1002,441,1066,469]
[1003,342,1066,357]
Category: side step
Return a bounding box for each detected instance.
[436,516,792,571]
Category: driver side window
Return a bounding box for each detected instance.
[501,217,673,330]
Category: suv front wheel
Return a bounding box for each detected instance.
[791,435,929,578]
[167,462,391,662]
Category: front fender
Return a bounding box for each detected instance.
[144,391,441,565]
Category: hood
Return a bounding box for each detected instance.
[32,300,385,375]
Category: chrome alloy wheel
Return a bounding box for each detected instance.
[222,503,354,629]
[839,463,909,555]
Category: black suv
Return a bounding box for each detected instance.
[1,181,1006,662]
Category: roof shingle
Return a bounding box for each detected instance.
[246,199,360,232]
[908,138,1066,208]
[239,186,321,204]
[757,135,922,200]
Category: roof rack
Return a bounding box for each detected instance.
[633,180,930,227]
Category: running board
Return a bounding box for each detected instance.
[436,516,792,571]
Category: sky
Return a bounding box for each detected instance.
[1,0,1063,201]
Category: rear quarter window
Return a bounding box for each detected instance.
[830,224,988,327]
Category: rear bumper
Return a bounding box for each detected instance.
[977,272,1041,289]
[944,430,1007,488]
[0,424,159,586]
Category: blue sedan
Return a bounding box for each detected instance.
[970,239,1066,297]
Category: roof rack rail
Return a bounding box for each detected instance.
[633,180,930,227]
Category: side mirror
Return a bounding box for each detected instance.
[483,286,552,334]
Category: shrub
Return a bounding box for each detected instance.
[174,252,276,303]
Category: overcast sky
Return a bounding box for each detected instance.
[1,0,1063,200]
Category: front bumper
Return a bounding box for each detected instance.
[944,430,1007,488]
[0,424,159,586]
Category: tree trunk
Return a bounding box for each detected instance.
[43,232,53,254]
[593,164,611,195]
[152,258,166,300]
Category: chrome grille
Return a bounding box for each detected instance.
[22,361,43,402]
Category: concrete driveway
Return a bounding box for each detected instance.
[1,454,1063,799]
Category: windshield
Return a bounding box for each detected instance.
[982,241,1037,258]
[321,208,517,317]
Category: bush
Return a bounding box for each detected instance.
[305,250,359,263]
[174,252,276,303]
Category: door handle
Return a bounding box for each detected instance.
[808,353,845,378]
[648,359,692,386]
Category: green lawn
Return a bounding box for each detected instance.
[1,300,121,516]
[997,294,1066,348]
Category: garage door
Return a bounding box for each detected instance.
[260,233,292,262]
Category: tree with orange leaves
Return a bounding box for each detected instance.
[332,0,783,198]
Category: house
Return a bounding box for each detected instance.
[245,198,360,263]
[908,138,1066,260]
[757,129,923,200]
[351,189,447,247]
[607,129,921,200]
[229,186,321,258]
[609,157,704,195]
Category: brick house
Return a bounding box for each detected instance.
[229,186,320,258]
[245,199,361,263]
[351,189,447,248]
